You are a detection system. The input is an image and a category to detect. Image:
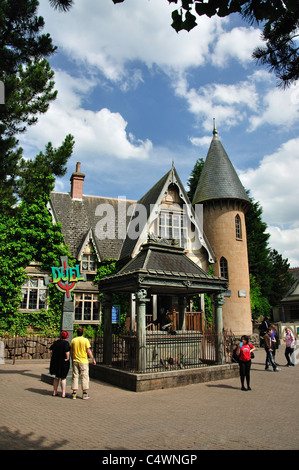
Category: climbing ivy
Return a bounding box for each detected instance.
[94,259,129,335]
[0,136,74,336]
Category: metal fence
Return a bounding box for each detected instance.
[92,329,235,373]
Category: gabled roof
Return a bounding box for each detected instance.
[50,192,134,261]
[193,127,250,205]
[99,240,227,295]
[77,228,101,262]
[119,165,215,262]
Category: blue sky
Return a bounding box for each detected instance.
[19,0,299,267]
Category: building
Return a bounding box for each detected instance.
[22,126,252,335]
[193,124,252,335]
[273,268,299,322]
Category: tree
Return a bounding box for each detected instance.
[0,0,73,213]
[186,157,204,201]
[0,136,75,335]
[112,0,299,87]
[249,273,272,320]
[268,248,294,307]
[0,1,75,334]
[187,157,294,319]
[245,195,272,295]
[49,0,73,11]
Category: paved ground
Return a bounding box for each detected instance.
[0,346,298,453]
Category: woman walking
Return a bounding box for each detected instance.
[283,327,296,367]
[49,331,71,397]
[236,335,255,391]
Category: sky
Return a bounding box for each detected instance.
[19,0,299,267]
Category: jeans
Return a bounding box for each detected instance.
[285,346,294,365]
[265,350,278,370]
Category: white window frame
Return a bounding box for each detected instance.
[74,293,101,323]
[158,210,188,248]
[20,277,48,311]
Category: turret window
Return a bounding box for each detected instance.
[235,214,242,239]
[220,257,228,279]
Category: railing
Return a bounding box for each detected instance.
[145,310,204,332]
[92,329,235,373]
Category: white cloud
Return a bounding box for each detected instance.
[19,70,152,162]
[249,82,299,130]
[38,0,225,85]
[211,26,263,67]
[239,137,299,227]
[239,138,299,266]
[266,226,299,268]
[190,135,211,147]
[173,74,259,130]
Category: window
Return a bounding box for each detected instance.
[74,293,100,322]
[81,253,97,272]
[220,257,228,279]
[20,278,48,310]
[158,211,187,248]
[235,214,242,239]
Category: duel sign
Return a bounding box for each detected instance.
[45,256,86,300]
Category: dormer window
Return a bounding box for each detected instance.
[80,242,97,273]
[158,211,187,248]
[157,184,188,248]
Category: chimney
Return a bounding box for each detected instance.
[70,162,85,200]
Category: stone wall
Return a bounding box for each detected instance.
[0,336,58,360]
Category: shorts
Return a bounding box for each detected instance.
[71,362,89,391]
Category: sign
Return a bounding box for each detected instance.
[45,256,86,300]
[238,290,247,298]
[112,305,121,324]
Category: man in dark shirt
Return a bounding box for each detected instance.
[264,328,280,371]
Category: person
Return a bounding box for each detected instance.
[264,328,280,371]
[270,324,278,360]
[259,317,269,346]
[70,327,96,400]
[283,327,296,366]
[49,330,70,398]
[236,335,255,391]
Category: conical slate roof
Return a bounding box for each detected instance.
[192,127,250,205]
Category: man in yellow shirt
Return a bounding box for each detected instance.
[70,327,96,400]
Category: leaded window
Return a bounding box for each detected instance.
[235,214,242,239]
[220,257,228,279]
[158,211,187,248]
[20,278,48,310]
[74,293,100,322]
[81,253,97,272]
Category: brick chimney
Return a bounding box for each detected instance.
[70,162,85,200]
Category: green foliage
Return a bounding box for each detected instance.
[0,136,74,336]
[250,274,272,320]
[0,0,75,335]
[94,259,130,334]
[0,0,60,212]
[246,194,294,311]
[187,158,294,320]
[187,157,204,202]
[113,0,299,86]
